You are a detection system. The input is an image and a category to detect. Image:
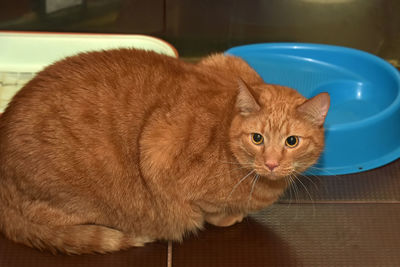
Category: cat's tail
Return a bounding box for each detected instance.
[0,204,146,254]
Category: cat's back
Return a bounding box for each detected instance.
[6,49,187,112]
[0,49,199,133]
[0,49,235,172]
[0,50,197,175]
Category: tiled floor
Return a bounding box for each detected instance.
[0,236,168,267]
[173,204,400,267]
[1,159,399,266]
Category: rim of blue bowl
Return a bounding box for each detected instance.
[310,144,400,176]
[226,43,400,132]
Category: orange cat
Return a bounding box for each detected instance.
[0,49,329,254]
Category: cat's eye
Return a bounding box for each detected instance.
[285,136,299,148]
[251,133,264,145]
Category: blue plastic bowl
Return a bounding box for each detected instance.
[226,43,400,175]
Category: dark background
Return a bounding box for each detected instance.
[1,0,399,63]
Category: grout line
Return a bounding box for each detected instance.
[167,241,172,267]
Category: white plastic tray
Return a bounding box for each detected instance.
[0,31,178,112]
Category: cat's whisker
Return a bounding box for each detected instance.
[208,165,251,180]
[291,174,305,219]
[305,165,340,178]
[292,172,316,217]
[295,172,320,192]
[293,173,314,202]
[252,164,265,169]
[283,174,297,206]
[285,176,291,206]
[247,174,260,207]
[303,172,322,184]
[238,144,254,157]
[218,161,253,166]
[297,164,337,195]
[227,169,256,200]
[282,175,300,218]
[283,176,295,207]
[290,175,300,204]
[294,168,331,199]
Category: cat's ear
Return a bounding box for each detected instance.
[297,92,330,126]
[236,78,260,116]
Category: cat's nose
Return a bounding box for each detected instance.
[265,160,279,171]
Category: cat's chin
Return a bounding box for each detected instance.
[255,170,288,181]
[266,174,287,181]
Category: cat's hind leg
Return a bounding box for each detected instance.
[0,200,152,254]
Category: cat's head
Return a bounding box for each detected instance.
[229,80,330,180]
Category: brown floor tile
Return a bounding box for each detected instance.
[280,159,400,203]
[172,216,296,267]
[0,234,168,267]
[172,203,400,267]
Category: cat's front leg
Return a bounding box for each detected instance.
[204,212,245,227]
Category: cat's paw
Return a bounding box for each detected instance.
[205,213,244,227]
[129,236,154,247]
